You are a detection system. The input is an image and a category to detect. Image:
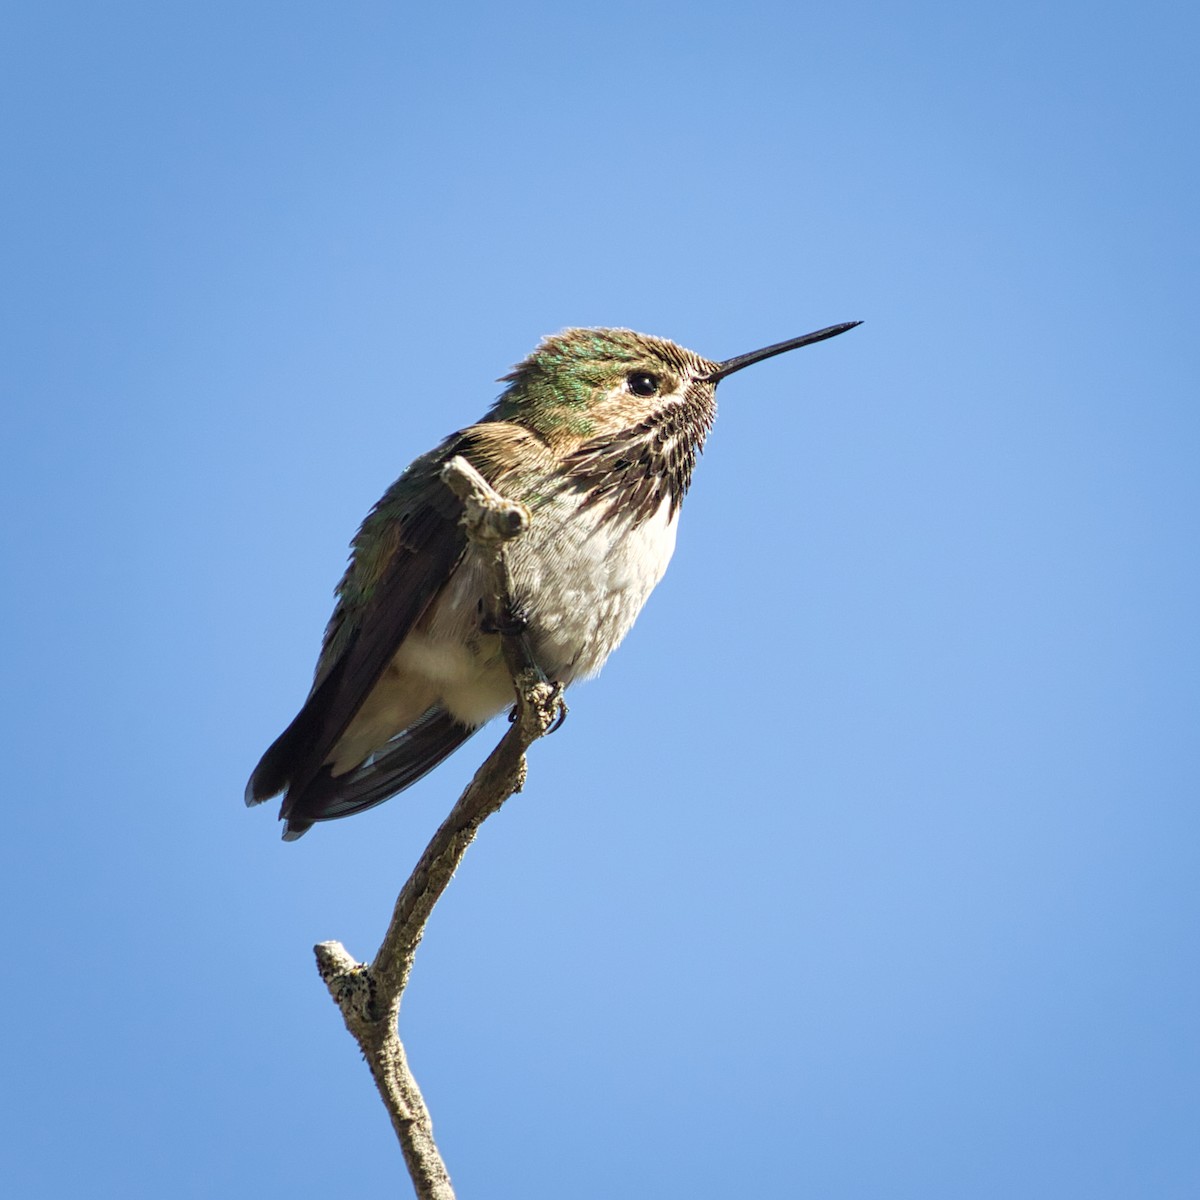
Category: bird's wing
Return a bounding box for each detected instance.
[244,436,469,818]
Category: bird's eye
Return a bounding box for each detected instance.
[627,372,660,397]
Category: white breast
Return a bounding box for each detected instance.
[512,492,679,680]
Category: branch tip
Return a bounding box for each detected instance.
[440,456,530,544]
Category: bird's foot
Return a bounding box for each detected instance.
[507,681,567,733]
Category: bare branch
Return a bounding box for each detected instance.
[314,457,564,1200]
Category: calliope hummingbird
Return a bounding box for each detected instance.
[247,321,860,838]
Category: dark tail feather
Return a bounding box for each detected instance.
[244,656,352,808]
[244,715,307,808]
[279,707,479,840]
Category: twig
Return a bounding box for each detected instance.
[314,456,565,1200]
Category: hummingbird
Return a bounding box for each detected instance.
[246,321,860,839]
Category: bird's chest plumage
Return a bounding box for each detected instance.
[427,488,679,684]
[508,489,680,678]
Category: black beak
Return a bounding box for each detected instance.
[703,320,862,383]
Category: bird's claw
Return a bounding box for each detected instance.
[547,685,568,733]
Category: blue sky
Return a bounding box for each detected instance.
[4,2,1197,1196]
